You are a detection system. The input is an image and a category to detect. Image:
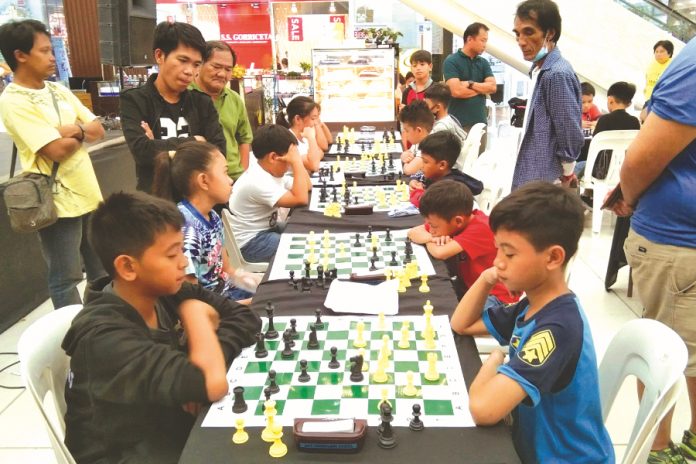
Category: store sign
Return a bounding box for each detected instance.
[221,33,271,44]
[217,5,273,68]
[288,16,303,41]
[329,15,345,25]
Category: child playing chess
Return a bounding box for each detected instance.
[276,95,324,172]
[152,141,261,304]
[424,83,470,171]
[399,100,435,176]
[450,182,614,463]
[408,180,516,306]
[62,191,261,463]
[408,131,483,208]
[228,124,311,263]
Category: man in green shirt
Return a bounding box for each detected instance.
[191,41,252,180]
[443,22,496,154]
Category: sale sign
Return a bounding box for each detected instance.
[288,16,303,41]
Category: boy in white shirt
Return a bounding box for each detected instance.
[228,125,311,262]
[424,83,469,171]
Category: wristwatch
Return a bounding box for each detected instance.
[467,80,475,89]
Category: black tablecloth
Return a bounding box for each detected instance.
[179,166,521,464]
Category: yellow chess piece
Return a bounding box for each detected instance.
[353,321,367,348]
[402,370,419,397]
[232,418,249,444]
[419,274,430,293]
[398,320,410,349]
[381,334,392,359]
[424,325,436,350]
[424,352,440,381]
[377,311,386,329]
[378,388,392,410]
[397,271,407,293]
[261,399,277,442]
[339,242,346,257]
[359,348,370,372]
[384,269,392,280]
[268,424,288,458]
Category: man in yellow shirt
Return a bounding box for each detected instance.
[644,40,673,102]
[0,20,106,308]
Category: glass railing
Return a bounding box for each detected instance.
[615,0,696,42]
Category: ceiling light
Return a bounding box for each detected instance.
[329,2,336,13]
[291,2,298,13]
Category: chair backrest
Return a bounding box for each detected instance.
[583,130,639,187]
[459,122,486,175]
[599,319,687,464]
[17,305,83,464]
[221,209,269,273]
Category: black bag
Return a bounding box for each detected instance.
[2,144,59,233]
[508,97,527,128]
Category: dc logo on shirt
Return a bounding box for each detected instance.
[159,117,191,139]
[517,330,556,367]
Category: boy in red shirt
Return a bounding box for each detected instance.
[408,180,517,306]
[581,82,601,132]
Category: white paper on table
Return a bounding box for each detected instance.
[324,279,399,315]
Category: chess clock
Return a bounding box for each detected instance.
[293,418,367,453]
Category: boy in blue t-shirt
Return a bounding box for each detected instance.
[451,182,614,463]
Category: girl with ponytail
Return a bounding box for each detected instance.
[276,95,324,172]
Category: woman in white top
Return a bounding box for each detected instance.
[276,96,324,172]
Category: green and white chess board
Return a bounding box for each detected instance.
[266,229,435,281]
[309,184,411,213]
[202,315,473,428]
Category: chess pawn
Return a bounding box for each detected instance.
[381,334,392,359]
[377,311,386,329]
[419,274,430,293]
[398,321,410,349]
[232,418,249,444]
[396,271,407,293]
[359,348,370,372]
[402,370,419,397]
[261,403,277,442]
[409,404,425,431]
[353,321,367,348]
[372,356,388,383]
[268,424,288,458]
[424,352,440,382]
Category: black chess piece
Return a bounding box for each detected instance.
[354,195,359,205]
[281,331,294,358]
[307,324,320,349]
[332,186,338,202]
[319,185,328,202]
[267,370,280,394]
[316,265,324,289]
[304,259,311,279]
[388,153,394,169]
[265,302,278,339]
[298,359,311,383]
[329,167,334,182]
[409,404,424,431]
[372,246,378,260]
[385,227,392,242]
[290,318,299,339]
[301,276,311,292]
[344,187,351,205]
[328,346,340,369]
[371,158,377,174]
[314,308,324,329]
[378,405,396,449]
[343,143,349,155]
[254,332,268,358]
[380,161,386,175]
[264,386,272,402]
[288,270,296,286]
[354,233,361,247]
[389,251,398,266]
[232,386,248,413]
[367,226,372,239]
[369,256,377,271]
[284,328,295,348]
[349,354,364,382]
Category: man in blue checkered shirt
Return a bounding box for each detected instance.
[511,0,584,191]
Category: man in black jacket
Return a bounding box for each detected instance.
[120,21,225,192]
[62,192,261,463]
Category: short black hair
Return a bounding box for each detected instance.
[153,21,206,59]
[489,182,583,264]
[424,82,452,106]
[653,40,674,57]
[419,180,474,219]
[410,50,432,65]
[516,0,562,43]
[203,40,236,66]
[607,81,636,105]
[405,71,414,80]
[419,131,461,167]
[89,192,184,277]
[463,22,490,43]
[0,20,50,71]
[251,124,298,159]
[580,82,595,97]
[399,100,435,132]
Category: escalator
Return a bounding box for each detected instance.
[397,0,689,99]
[615,0,696,42]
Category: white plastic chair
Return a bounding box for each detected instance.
[221,209,269,273]
[459,122,487,176]
[582,130,639,233]
[17,305,83,464]
[599,319,688,464]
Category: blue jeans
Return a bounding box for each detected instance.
[240,224,285,263]
[37,214,107,309]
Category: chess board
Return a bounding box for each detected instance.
[266,229,436,281]
[329,142,404,155]
[202,315,473,428]
[325,156,404,177]
[309,184,411,213]
[307,166,345,186]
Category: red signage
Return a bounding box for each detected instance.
[217,5,273,69]
[329,15,345,25]
[288,16,303,42]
